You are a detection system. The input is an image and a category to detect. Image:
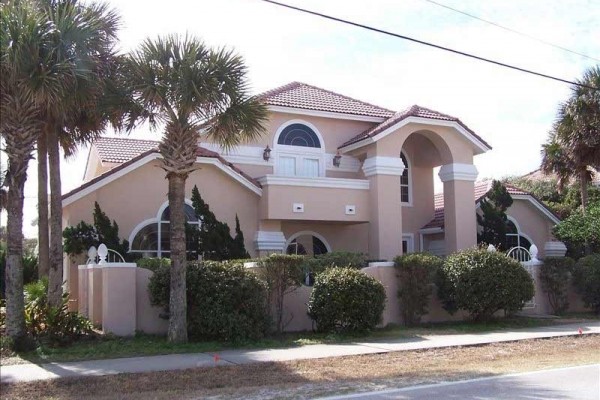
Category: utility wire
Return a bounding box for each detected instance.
[422,0,600,63]
[259,0,600,91]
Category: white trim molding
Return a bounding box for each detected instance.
[362,156,405,177]
[254,231,287,252]
[257,175,370,190]
[402,233,415,254]
[268,105,386,123]
[438,163,479,182]
[194,157,262,196]
[340,116,491,154]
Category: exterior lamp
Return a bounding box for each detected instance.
[333,151,342,167]
[263,145,271,161]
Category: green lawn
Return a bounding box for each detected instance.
[1,316,575,366]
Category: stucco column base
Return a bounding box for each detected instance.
[102,264,137,337]
[439,163,478,253]
[87,266,103,326]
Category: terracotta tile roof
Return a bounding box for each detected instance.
[95,137,160,163]
[339,105,491,149]
[258,81,395,119]
[422,181,534,230]
[63,137,261,201]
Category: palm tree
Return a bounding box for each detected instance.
[540,134,576,193]
[32,0,122,306]
[126,35,268,343]
[545,66,600,211]
[0,0,47,344]
[37,131,49,278]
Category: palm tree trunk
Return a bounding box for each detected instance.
[37,131,50,278]
[580,169,589,212]
[5,156,28,343]
[167,173,188,343]
[47,127,64,307]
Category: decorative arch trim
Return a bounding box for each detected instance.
[285,230,332,253]
[273,119,325,150]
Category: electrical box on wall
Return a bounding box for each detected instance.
[293,203,304,213]
[345,205,356,215]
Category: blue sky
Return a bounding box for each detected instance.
[9,0,600,237]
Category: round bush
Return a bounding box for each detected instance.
[572,254,600,314]
[307,267,386,333]
[149,261,269,341]
[436,248,534,320]
[395,253,442,326]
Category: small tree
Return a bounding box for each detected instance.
[540,257,575,315]
[395,253,442,326]
[191,186,249,261]
[477,180,514,250]
[572,254,600,314]
[257,254,305,334]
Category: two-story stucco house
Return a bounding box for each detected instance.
[62,82,560,269]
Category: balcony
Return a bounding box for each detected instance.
[257,175,370,222]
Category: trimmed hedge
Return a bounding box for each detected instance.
[308,267,386,333]
[136,257,170,272]
[572,254,600,314]
[395,253,442,326]
[436,248,534,320]
[302,251,367,275]
[540,257,575,315]
[148,261,269,341]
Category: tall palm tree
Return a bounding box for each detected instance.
[32,0,121,306]
[0,0,47,344]
[540,134,576,193]
[37,131,49,278]
[556,66,600,211]
[127,35,268,343]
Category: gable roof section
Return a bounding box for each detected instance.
[422,180,557,230]
[64,137,262,206]
[258,81,395,119]
[339,105,492,151]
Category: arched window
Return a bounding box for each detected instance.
[277,123,321,148]
[285,232,330,256]
[275,121,324,177]
[130,203,199,258]
[400,152,410,204]
[505,219,532,250]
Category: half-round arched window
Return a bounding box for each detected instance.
[277,123,321,148]
[505,219,532,250]
[130,203,199,258]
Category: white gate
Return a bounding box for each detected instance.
[506,246,536,308]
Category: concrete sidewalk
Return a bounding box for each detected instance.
[1,321,598,384]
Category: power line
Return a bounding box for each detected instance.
[259,0,600,91]
[422,0,600,63]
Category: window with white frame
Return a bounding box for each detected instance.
[275,123,324,177]
[400,152,410,203]
[130,203,199,258]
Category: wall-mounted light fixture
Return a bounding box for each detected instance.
[333,151,342,167]
[263,145,271,161]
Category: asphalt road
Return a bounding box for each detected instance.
[321,364,600,400]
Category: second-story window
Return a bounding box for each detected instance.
[275,122,324,178]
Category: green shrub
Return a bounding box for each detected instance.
[257,254,305,334]
[572,254,600,314]
[136,257,171,272]
[149,261,269,341]
[395,253,442,326]
[0,243,38,299]
[308,267,386,333]
[540,257,575,315]
[436,248,535,320]
[302,251,367,275]
[23,279,93,346]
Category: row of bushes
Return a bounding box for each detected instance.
[396,249,535,324]
[147,254,387,340]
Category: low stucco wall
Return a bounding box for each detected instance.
[136,268,168,335]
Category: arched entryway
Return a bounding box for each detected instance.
[285,231,331,256]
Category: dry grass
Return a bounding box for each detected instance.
[2,335,599,400]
